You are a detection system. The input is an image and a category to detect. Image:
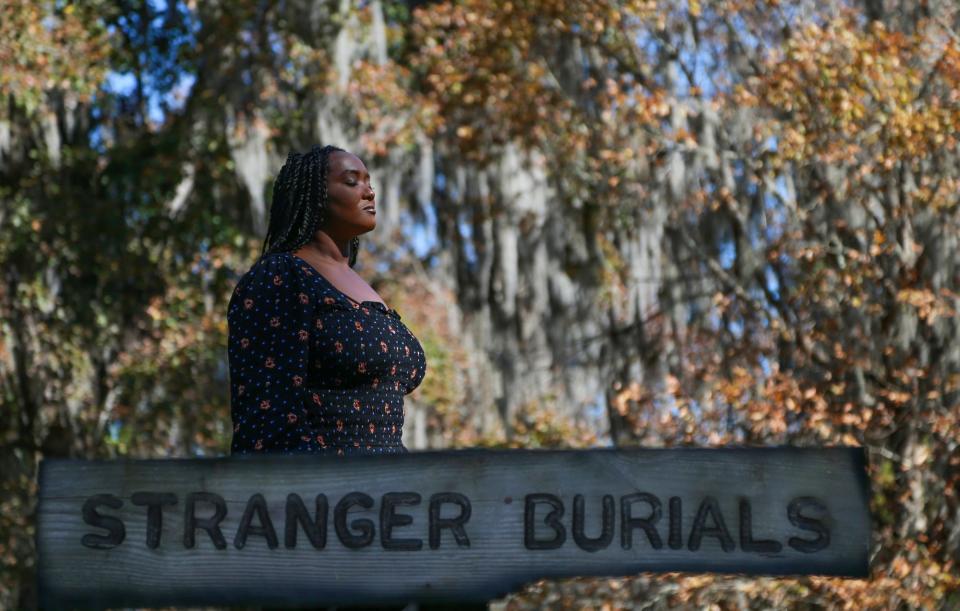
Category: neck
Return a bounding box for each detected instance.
[296,230,350,266]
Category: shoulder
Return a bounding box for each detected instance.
[242,251,304,283]
[254,251,301,273]
[231,252,309,302]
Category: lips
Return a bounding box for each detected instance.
[362,204,376,214]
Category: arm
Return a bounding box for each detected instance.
[227,254,313,454]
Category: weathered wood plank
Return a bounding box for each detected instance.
[37,448,870,609]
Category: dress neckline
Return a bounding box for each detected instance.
[287,252,400,317]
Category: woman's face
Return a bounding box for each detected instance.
[322,150,376,235]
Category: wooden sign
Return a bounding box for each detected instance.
[37,448,870,609]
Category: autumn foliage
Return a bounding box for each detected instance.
[2,1,959,609]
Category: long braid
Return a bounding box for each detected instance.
[261,152,298,256]
[263,153,305,255]
[292,150,314,248]
[312,146,329,233]
[279,156,306,243]
[260,144,360,267]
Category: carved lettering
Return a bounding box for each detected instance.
[285,493,328,549]
[524,493,566,550]
[234,493,278,549]
[334,492,375,549]
[688,496,735,553]
[184,492,227,550]
[381,492,422,551]
[81,494,125,549]
[131,492,177,549]
[668,496,683,550]
[788,497,830,553]
[572,494,614,552]
[739,498,782,554]
[621,492,663,550]
[428,492,471,549]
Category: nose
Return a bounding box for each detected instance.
[364,185,375,200]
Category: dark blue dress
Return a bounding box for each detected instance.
[227,251,427,456]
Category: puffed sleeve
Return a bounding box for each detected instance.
[227,253,313,454]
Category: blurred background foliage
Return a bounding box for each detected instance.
[2,0,959,608]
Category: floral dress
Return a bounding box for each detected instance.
[227,251,427,456]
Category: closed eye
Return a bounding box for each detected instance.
[342,169,370,183]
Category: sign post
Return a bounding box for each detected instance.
[37,447,871,609]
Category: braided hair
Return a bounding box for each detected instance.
[260,144,361,267]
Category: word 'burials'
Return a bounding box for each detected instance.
[38,448,871,609]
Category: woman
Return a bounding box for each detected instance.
[227,144,427,456]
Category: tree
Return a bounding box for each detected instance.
[1,0,957,608]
